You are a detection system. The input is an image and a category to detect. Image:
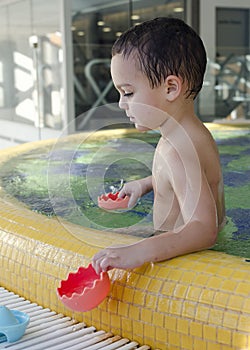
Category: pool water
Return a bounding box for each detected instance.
[0,126,249,257]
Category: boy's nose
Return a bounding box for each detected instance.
[118,96,128,110]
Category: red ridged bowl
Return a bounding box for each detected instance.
[57,264,110,312]
[98,192,129,210]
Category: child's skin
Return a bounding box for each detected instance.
[92,17,225,274]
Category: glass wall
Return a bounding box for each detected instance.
[0,0,62,144]
[199,1,250,122]
[71,0,185,130]
[214,7,250,120]
[0,0,248,146]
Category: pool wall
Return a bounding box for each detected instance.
[0,138,249,349]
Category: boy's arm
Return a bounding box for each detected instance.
[139,170,218,263]
[92,171,218,273]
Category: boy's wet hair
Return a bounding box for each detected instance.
[112,17,207,99]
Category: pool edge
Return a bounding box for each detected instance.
[0,130,249,349]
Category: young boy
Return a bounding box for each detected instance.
[92,17,225,274]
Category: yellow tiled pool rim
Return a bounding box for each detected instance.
[0,129,249,350]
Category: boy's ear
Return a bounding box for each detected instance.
[164,75,182,101]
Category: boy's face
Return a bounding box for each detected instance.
[111,53,169,131]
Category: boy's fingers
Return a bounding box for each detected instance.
[118,188,126,198]
[128,195,137,208]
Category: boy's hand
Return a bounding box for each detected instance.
[118,176,152,208]
[92,244,144,274]
[118,180,142,208]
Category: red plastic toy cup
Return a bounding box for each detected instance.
[98,191,129,210]
[57,264,110,312]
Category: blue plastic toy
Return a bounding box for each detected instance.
[0,305,29,343]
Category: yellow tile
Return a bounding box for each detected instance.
[145,294,157,309]
[14,261,21,275]
[221,346,234,350]
[137,275,150,289]
[193,337,207,349]
[173,284,188,299]
[217,328,231,345]
[243,298,250,313]
[128,305,140,320]
[199,289,215,304]
[177,318,189,335]
[101,311,110,326]
[208,308,224,326]
[227,294,244,312]
[11,272,18,288]
[152,312,164,327]
[7,258,14,272]
[195,305,210,322]
[141,308,153,323]
[181,334,194,350]
[223,312,239,329]
[236,282,250,296]
[11,247,19,261]
[133,319,144,336]
[186,286,203,301]
[157,296,170,313]
[46,276,56,291]
[156,266,170,279]
[111,283,124,300]
[155,326,168,343]
[205,264,220,274]
[207,342,221,350]
[182,301,197,319]
[121,317,132,334]
[37,259,45,273]
[194,274,210,286]
[213,292,230,308]
[238,315,250,332]
[123,287,134,303]
[169,299,183,316]
[161,281,176,296]
[221,279,238,292]
[110,313,121,330]
[168,330,181,347]
[133,334,144,346]
[232,332,247,348]
[203,324,217,341]
[189,321,203,337]
[147,278,164,293]
[133,290,146,306]
[165,315,177,331]
[117,301,129,317]
[231,270,249,280]
[189,262,207,272]
[207,276,222,289]
[143,323,155,340]
[167,268,183,281]
[17,251,25,264]
[217,267,234,278]
[181,271,196,284]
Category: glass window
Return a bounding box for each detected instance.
[198,7,250,122]
[71,0,185,130]
[0,0,62,133]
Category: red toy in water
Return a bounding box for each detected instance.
[57,264,110,312]
[98,191,129,210]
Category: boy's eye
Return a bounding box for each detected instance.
[124,92,133,97]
